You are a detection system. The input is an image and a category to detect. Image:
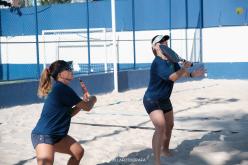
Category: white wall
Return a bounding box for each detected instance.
[203,26,248,62]
[1,26,248,67]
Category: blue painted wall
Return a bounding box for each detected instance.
[0,69,150,108]
[204,62,248,79]
[0,80,44,108]
[1,62,248,81]
[118,69,150,92]
[204,0,248,27]
[1,64,42,80]
[1,0,248,36]
[0,72,114,108]
[1,62,248,108]
[0,63,151,81]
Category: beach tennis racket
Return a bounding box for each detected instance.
[79,78,97,111]
[79,78,89,94]
[160,45,193,66]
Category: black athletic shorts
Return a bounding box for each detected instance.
[143,96,173,114]
[31,134,65,149]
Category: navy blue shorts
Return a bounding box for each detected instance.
[143,97,173,114]
[31,134,65,149]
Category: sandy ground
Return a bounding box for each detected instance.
[0,79,248,165]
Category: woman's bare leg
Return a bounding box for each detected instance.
[149,110,166,165]
[54,135,84,165]
[35,144,55,165]
[161,110,174,156]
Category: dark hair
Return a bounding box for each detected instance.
[37,60,73,97]
[50,60,73,79]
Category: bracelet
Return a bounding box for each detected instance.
[189,72,193,78]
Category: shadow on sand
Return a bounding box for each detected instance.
[97,114,248,165]
[175,97,239,115]
[12,97,245,165]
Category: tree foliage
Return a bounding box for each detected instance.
[40,0,72,5]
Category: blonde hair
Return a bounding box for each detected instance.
[37,68,52,97]
[37,60,62,97]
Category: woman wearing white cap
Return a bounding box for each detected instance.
[143,35,204,165]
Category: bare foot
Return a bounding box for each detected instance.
[160,150,173,157]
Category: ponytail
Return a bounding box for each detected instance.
[37,68,52,98]
[152,47,157,56]
[37,60,71,97]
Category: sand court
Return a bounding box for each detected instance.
[0,79,248,165]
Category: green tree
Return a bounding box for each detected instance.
[40,0,71,5]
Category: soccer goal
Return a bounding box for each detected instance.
[41,28,113,73]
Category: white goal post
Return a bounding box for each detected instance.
[41,28,113,73]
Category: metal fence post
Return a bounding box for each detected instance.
[34,0,40,79]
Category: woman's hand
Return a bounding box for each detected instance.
[191,68,206,77]
[182,61,193,68]
[83,92,91,102]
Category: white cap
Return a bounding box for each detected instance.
[151,35,170,46]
